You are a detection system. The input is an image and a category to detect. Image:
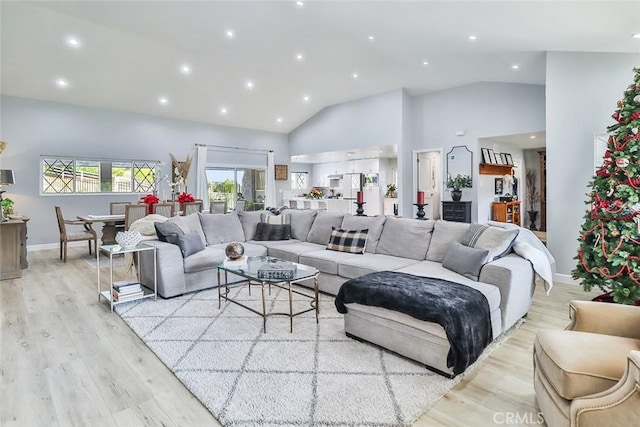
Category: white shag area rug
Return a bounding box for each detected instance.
[115,285,522,426]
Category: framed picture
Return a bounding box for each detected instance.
[505,153,514,165]
[494,153,504,165]
[481,148,491,164]
[500,153,508,165]
[275,164,288,181]
[495,178,504,195]
[487,149,497,164]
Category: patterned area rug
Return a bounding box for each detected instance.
[116,285,522,426]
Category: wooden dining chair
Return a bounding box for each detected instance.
[152,202,175,217]
[124,204,148,230]
[55,206,97,263]
[109,201,130,215]
[182,201,204,216]
[209,200,227,214]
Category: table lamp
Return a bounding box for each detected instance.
[0,169,15,221]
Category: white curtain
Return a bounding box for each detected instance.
[266,151,277,207]
[195,145,208,203]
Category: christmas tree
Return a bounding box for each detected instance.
[573,67,640,305]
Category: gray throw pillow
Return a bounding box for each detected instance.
[254,223,292,241]
[306,212,344,245]
[154,221,184,243]
[175,231,206,258]
[199,212,245,245]
[442,241,489,281]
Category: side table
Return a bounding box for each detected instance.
[97,243,157,312]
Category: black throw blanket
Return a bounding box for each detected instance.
[335,271,492,375]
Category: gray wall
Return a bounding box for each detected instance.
[0,96,288,246]
[288,89,403,156]
[546,52,640,280]
[410,82,546,220]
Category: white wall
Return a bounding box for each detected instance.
[546,52,640,280]
[288,89,403,156]
[410,82,546,220]
[0,96,289,246]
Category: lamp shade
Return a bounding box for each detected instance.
[0,169,15,185]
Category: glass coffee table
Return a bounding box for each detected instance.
[217,256,320,333]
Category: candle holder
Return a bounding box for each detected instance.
[413,203,427,220]
[354,201,366,216]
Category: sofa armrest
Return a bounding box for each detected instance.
[479,254,535,331]
[570,350,640,426]
[138,240,187,298]
[567,300,640,339]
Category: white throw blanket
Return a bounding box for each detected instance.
[487,221,555,294]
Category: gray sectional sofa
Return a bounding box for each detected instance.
[138,209,552,376]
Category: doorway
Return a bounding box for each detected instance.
[414,150,442,220]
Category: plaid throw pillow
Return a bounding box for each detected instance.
[326,227,368,254]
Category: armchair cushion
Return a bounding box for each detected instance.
[534,329,640,400]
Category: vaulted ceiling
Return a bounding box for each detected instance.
[2,1,639,133]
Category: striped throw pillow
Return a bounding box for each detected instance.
[326,227,368,254]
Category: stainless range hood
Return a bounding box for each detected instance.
[327,174,343,179]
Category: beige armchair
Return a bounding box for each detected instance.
[533,300,640,427]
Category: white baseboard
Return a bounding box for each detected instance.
[553,273,580,285]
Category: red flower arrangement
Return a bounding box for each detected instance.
[140,194,160,214]
[177,192,195,203]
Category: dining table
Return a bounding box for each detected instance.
[77,214,125,245]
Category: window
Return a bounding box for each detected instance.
[291,172,308,190]
[206,166,266,211]
[41,157,159,194]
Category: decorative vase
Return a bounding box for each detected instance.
[225,242,245,260]
[451,190,462,202]
[386,191,397,198]
[115,230,142,249]
[527,210,538,230]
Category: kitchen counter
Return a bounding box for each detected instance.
[285,198,354,214]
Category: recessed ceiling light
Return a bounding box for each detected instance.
[422,60,429,66]
[468,35,478,41]
[245,80,254,90]
[55,78,69,88]
[296,1,304,7]
[158,96,168,105]
[633,33,640,39]
[276,117,284,123]
[511,64,519,70]
[530,135,536,139]
[302,95,310,102]
[225,30,235,39]
[66,36,80,48]
[180,64,192,75]
[368,35,375,40]
[352,72,359,79]
[220,107,228,115]
[295,52,304,61]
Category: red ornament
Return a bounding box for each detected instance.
[630,111,640,121]
[177,192,196,203]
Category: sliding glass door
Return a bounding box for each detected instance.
[206,167,265,211]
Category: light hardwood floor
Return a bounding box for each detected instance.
[1,247,599,426]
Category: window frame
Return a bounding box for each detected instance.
[40,155,161,196]
[291,171,308,190]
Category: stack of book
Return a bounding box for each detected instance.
[257,261,297,280]
[112,281,144,302]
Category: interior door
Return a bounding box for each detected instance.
[417,151,442,219]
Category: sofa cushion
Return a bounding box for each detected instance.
[341,215,386,253]
[154,221,184,243]
[183,246,226,273]
[442,241,489,281]
[463,224,518,261]
[267,242,326,263]
[299,249,360,275]
[534,330,640,400]
[238,210,265,241]
[327,227,368,254]
[337,254,420,279]
[376,218,434,260]
[287,209,318,241]
[199,212,245,245]
[176,231,206,258]
[425,220,470,262]
[168,213,207,247]
[306,212,345,245]
[247,239,302,249]
[254,223,292,241]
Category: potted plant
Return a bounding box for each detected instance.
[1,197,14,218]
[446,174,472,201]
[385,183,398,198]
[525,169,541,230]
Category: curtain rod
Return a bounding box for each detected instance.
[195,143,273,154]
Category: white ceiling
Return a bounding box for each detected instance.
[1,1,639,134]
